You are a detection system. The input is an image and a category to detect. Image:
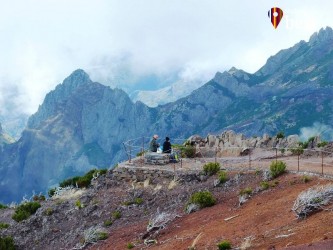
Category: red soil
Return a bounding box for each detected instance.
[92,174,333,250]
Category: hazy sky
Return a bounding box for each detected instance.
[1,0,333,114]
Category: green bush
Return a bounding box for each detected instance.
[276,131,285,139]
[270,160,287,178]
[0,222,9,229]
[127,242,135,249]
[12,202,41,222]
[189,191,216,208]
[112,211,121,219]
[239,187,252,196]
[181,146,196,158]
[0,203,8,209]
[218,171,228,183]
[290,147,304,155]
[59,168,108,188]
[203,162,220,176]
[0,236,16,250]
[217,240,232,250]
[317,141,328,148]
[48,188,56,198]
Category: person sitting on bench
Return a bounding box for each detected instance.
[162,137,172,153]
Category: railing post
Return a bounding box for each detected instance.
[321,151,324,175]
[249,148,251,169]
[129,140,132,163]
[297,154,300,172]
[275,148,278,163]
[215,147,217,164]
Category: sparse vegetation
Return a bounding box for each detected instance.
[97,232,108,240]
[103,220,113,227]
[301,175,312,183]
[12,202,41,222]
[48,188,56,198]
[260,181,270,190]
[188,191,216,208]
[0,236,16,250]
[203,162,220,176]
[0,222,9,229]
[43,208,54,216]
[276,131,285,139]
[127,242,135,249]
[75,200,83,209]
[112,211,121,219]
[239,187,252,196]
[182,146,196,158]
[0,203,7,209]
[290,146,304,156]
[270,160,287,178]
[33,194,46,202]
[123,197,144,206]
[218,171,228,184]
[217,240,232,250]
[317,141,328,147]
[292,184,333,218]
[59,168,108,188]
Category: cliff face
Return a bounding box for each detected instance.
[1,27,333,203]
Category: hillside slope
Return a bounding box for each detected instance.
[1,165,333,250]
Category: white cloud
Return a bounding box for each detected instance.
[0,0,333,115]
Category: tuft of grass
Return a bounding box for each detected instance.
[123,198,144,206]
[75,200,83,209]
[189,191,216,208]
[0,222,9,229]
[97,232,108,240]
[203,162,220,176]
[260,181,270,190]
[0,236,15,250]
[301,175,312,183]
[127,242,135,249]
[43,208,54,216]
[239,187,252,196]
[112,211,121,220]
[0,204,8,209]
[217,240,232,250]
[12,202,41,222]
[103,220,113,227]
[270,160,287,178]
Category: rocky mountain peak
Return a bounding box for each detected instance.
[27,69,92,129]
[309,26,333,45]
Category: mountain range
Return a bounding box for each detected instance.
[1,27,333,203]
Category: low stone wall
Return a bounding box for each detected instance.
[112,165,205,183]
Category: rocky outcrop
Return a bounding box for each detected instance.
[188,131,306,157]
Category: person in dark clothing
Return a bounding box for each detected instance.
[149,134,159,152]
[162,137,172,153]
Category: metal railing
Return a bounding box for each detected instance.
[122,137,333,176]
